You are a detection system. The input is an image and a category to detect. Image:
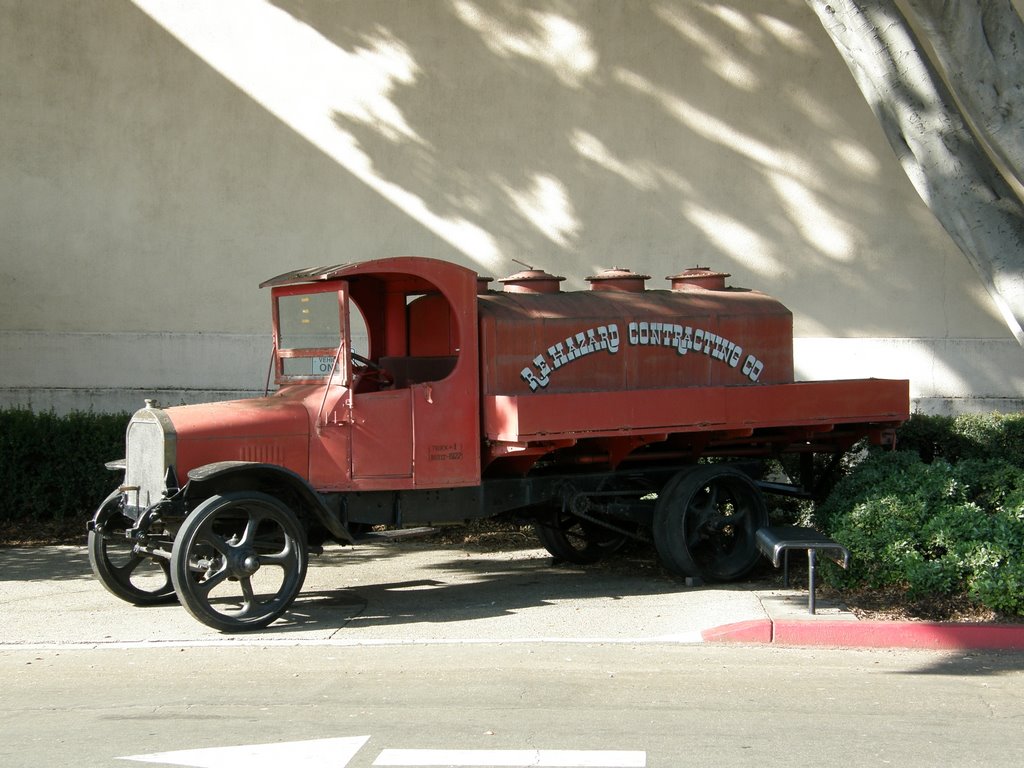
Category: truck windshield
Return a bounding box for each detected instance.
[279,292,340,349]
[276,290,344,380]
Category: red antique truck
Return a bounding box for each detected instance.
[88,256,909,631]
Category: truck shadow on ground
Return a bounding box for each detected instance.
[277,551,727,633]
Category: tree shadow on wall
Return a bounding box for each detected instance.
[266,0,997,346]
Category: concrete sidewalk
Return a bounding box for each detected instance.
[1,541,1021,650]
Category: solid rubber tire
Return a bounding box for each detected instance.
[653,465,766,581]
[170,492,307,632]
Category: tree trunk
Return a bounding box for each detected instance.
[806,0,1024,345]
[905,0,1024,190]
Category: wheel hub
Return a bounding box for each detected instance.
[232,551,261,577]
[242,554,261,576]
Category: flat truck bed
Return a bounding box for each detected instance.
[484,378,909,466]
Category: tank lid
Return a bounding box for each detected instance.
[476,275,493,293]
[498,267,565,294]
[667,266,731,291]
[586,266,650,292]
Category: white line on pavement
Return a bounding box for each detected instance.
[373,748,647,767]
[0,632,704,652]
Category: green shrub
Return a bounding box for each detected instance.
[818,441,1024,616]
[896,412,1024,466]
[0,409,129,523]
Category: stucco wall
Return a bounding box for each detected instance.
[2,0,1020,414]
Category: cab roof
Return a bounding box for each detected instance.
[259,256,480,290]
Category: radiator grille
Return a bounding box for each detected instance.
[125,413,175,509]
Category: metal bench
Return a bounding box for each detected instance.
[755,526,851,614]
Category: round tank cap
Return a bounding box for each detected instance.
[586,267,651,292]
[667,266,731,291]
[498,267,566,294]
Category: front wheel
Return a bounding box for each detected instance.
[653,465,766,581]
[88,491,176,605]
[170,492,308,632]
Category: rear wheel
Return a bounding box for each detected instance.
[654,465,766,581]
[170,492,307,632]
[88,491,176,605]
[534,508,629,565]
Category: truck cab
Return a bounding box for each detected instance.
[261,257,482,491]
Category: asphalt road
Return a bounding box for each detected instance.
[2,642,1022,768]
[1,541,1022,767]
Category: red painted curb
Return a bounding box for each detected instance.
[702,618,1024,650]
[772,620,1024,650]
[700,619,773,644]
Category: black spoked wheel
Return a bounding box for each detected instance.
[654,465,766,581]
[534,508,630,565]
[88,490,176,605]
[170,492,307,632]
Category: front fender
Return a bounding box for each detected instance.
[182,461,354,544]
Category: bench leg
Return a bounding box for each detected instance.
[807,548,817,615]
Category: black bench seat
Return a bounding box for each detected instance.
[755,525,851,614]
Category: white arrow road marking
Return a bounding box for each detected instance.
[373,749,647,767]
[120,735,370,768]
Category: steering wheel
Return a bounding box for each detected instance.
[351,352,394,387]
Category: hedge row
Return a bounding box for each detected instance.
[895,411,1024,466]
[817,412,1024,615]
[0,409,129,523]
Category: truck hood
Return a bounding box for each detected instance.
[162,395,311,480]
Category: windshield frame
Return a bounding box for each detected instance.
[270,282,350,386]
